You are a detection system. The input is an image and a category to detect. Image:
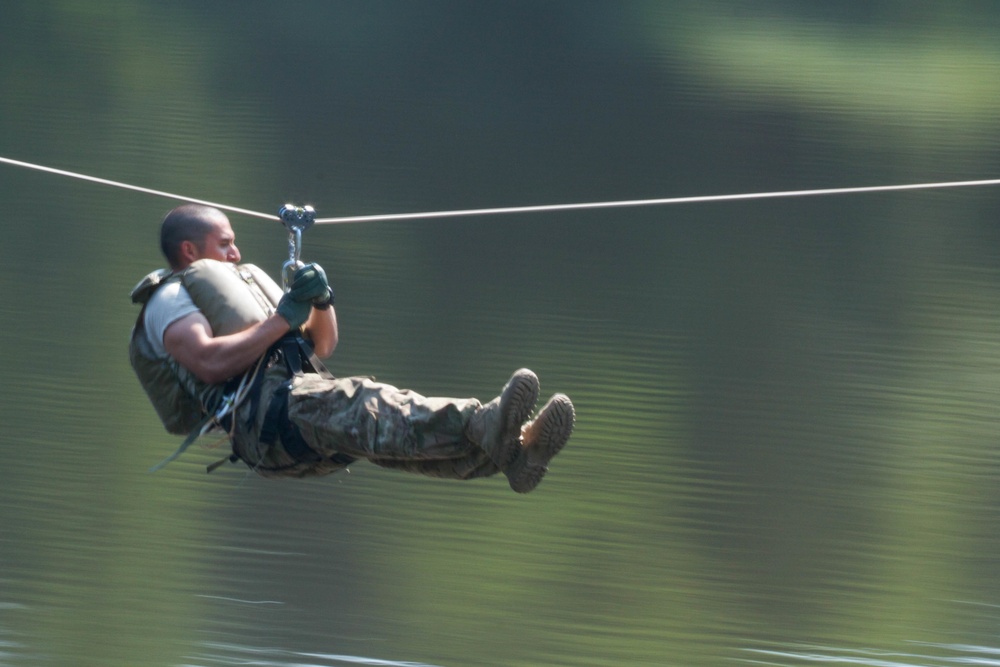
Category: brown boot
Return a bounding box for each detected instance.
[506,394,575,493]
[466,369,539,469]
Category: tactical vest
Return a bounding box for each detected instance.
[129,259,283,435]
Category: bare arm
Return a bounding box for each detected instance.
[301,305,338,358]
[163,311,292,385]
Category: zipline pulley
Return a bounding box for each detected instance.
[279,203,315,291]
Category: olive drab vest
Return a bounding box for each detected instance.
[129,259,283,435]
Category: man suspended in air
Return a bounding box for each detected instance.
[129,204,574,491]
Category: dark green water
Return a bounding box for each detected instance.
[2,2,1000,666]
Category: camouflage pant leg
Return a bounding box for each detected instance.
[367,452,504,480]
[286,373,502,480]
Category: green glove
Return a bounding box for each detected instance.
[287,263,330,303]
[276,292,312,330]
[310,263,333,309]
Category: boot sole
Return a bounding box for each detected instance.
[508,394,575,493]
[494,369,539,468]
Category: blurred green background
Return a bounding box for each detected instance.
[2,2,1000,666]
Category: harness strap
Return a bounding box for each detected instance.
[280,338,303,376]
[258,381,320,463]
[256,380,356,469]
[202,351,273,473]
[292,334,335,380]
[274,332,334,378]
[148,371,246,473]
[153,332,342,473]
[148,413,215,472]
[206,453,239,473]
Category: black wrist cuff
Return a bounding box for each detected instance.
[314,292,334,310]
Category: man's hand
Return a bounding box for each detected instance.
[276,292,312,330]
[277,263,332,329]
[288,263,331,304]
[311,266,334,310]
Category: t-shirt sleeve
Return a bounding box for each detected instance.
[143,282,200,359]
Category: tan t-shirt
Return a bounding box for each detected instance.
[143,281,199,359]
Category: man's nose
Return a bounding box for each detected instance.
[230,246,241,262]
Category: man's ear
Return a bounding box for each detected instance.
[179,239,200,264]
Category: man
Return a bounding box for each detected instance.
[131,204,574,492]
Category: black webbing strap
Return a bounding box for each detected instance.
[205,333,348,473]
[292,333,335,380]
[256,380,356,468]
[150,374,242,473]
[273,331,334,378]
[258,381,319,463]
[279,337,303,376]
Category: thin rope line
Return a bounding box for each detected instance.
[312,178,1000,224]
[3,155,999,225]
[0,156,280,221]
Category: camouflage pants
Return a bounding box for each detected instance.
[232,368,498,479]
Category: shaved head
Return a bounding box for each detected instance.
[160,204,229,269]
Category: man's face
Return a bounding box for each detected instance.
[196,216,241,264]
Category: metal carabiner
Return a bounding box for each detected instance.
[278,204,316,291]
